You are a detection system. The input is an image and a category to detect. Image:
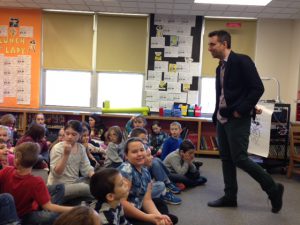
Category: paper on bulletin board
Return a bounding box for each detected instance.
[167,82,181,93]
[164,72,178,82]
[187,90,199,105]
[159,101,173,109]
[176,26,191,36]
[176,16,196,26]
[178,36,193,46]
[154,61,168,72]
[145,80,160,90]
[145,90,159,101]
[173,92,187,102]
[178,72,193,84]
[164,46,178,58]
[176,62,189,72]
[19,26,33,38]
[159,92,168,101]
[147,70,162,81]
[189,62,201,76]
[151,37,165,48]
[248,103,274,157]
[178,46,192,58]
[146,101,159,112]
[0,25,8,37]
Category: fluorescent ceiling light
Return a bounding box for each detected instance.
[194,0,272,6]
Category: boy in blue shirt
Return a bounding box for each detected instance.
[161,122,182,160]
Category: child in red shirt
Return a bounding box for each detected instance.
[0,142,72,225]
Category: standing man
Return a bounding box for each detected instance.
[207,30,283,213]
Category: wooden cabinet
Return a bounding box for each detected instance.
[96,114,219,155]
[0,108,218,155]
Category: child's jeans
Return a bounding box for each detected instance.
[0,193,19,225]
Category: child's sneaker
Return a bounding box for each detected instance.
[176,183,186,191]
[161,191,182,205]
[166,182,181,194]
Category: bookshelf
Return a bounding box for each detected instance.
[0,108,219,155]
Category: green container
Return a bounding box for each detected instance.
[188,107,194,117]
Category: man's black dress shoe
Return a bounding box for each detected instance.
[269,183,284,213]
[207,196,237,207]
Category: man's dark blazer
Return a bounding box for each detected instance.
[212,51,264,124]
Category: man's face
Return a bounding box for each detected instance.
[208,35,226,60]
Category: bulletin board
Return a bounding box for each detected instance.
[145,14,203,112]
[0,9,41,108]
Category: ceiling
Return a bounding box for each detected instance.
[1,0,300,19]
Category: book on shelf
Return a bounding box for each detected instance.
[200,135,218,150]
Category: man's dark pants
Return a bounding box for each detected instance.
[217,116,277,200]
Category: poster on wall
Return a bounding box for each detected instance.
[0,9,41,108]
[146,14,203,112]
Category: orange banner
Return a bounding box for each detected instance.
[0,8,41,108]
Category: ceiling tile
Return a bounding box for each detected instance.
[239,12,259,18]
[90,5,106,11]
[245,6,264,13]
[227,5,247,12]
[1,1,21,5]
[209,4,228,11]
[139,7,154,13]
[272,13,291,19]
[290,2,300,8]
[174,0,193,3]
[156,0,173,2]
[50,0,68,4]
[174,3,190,10]
[103,1,119,7]
[138,2,155,8]
[53,4,73,10]
[268,1,290,7]
[222,11,241,17]
[156,3,173,9]
[71,4,91,11]
[21,2,40,7]
[206,10,223,16]
[258,13,275,18]
[67,0,85,4]
[122,7,139,13]
[263,7,282,13]
[120,2,137,7]
[192,3,209,10]
[280,8,299,14]
[33,0,51,3]
[190,10,205,15]
[172,9,189,15]
[38,3,57,8]
[85,1,103,6]
[104,6,122,12]
[156,8,172,14]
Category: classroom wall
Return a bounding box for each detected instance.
[255,19,300,121]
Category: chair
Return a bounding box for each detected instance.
[287,124,300,178]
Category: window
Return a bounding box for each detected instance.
[97,73,144,108]
[44,70,91,107]
[200,77,216,114]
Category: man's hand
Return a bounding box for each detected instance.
[233,111,241,118]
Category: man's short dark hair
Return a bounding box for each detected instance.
[15,142,40,168]
[90,168,120,202]
[208,30,231,49]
